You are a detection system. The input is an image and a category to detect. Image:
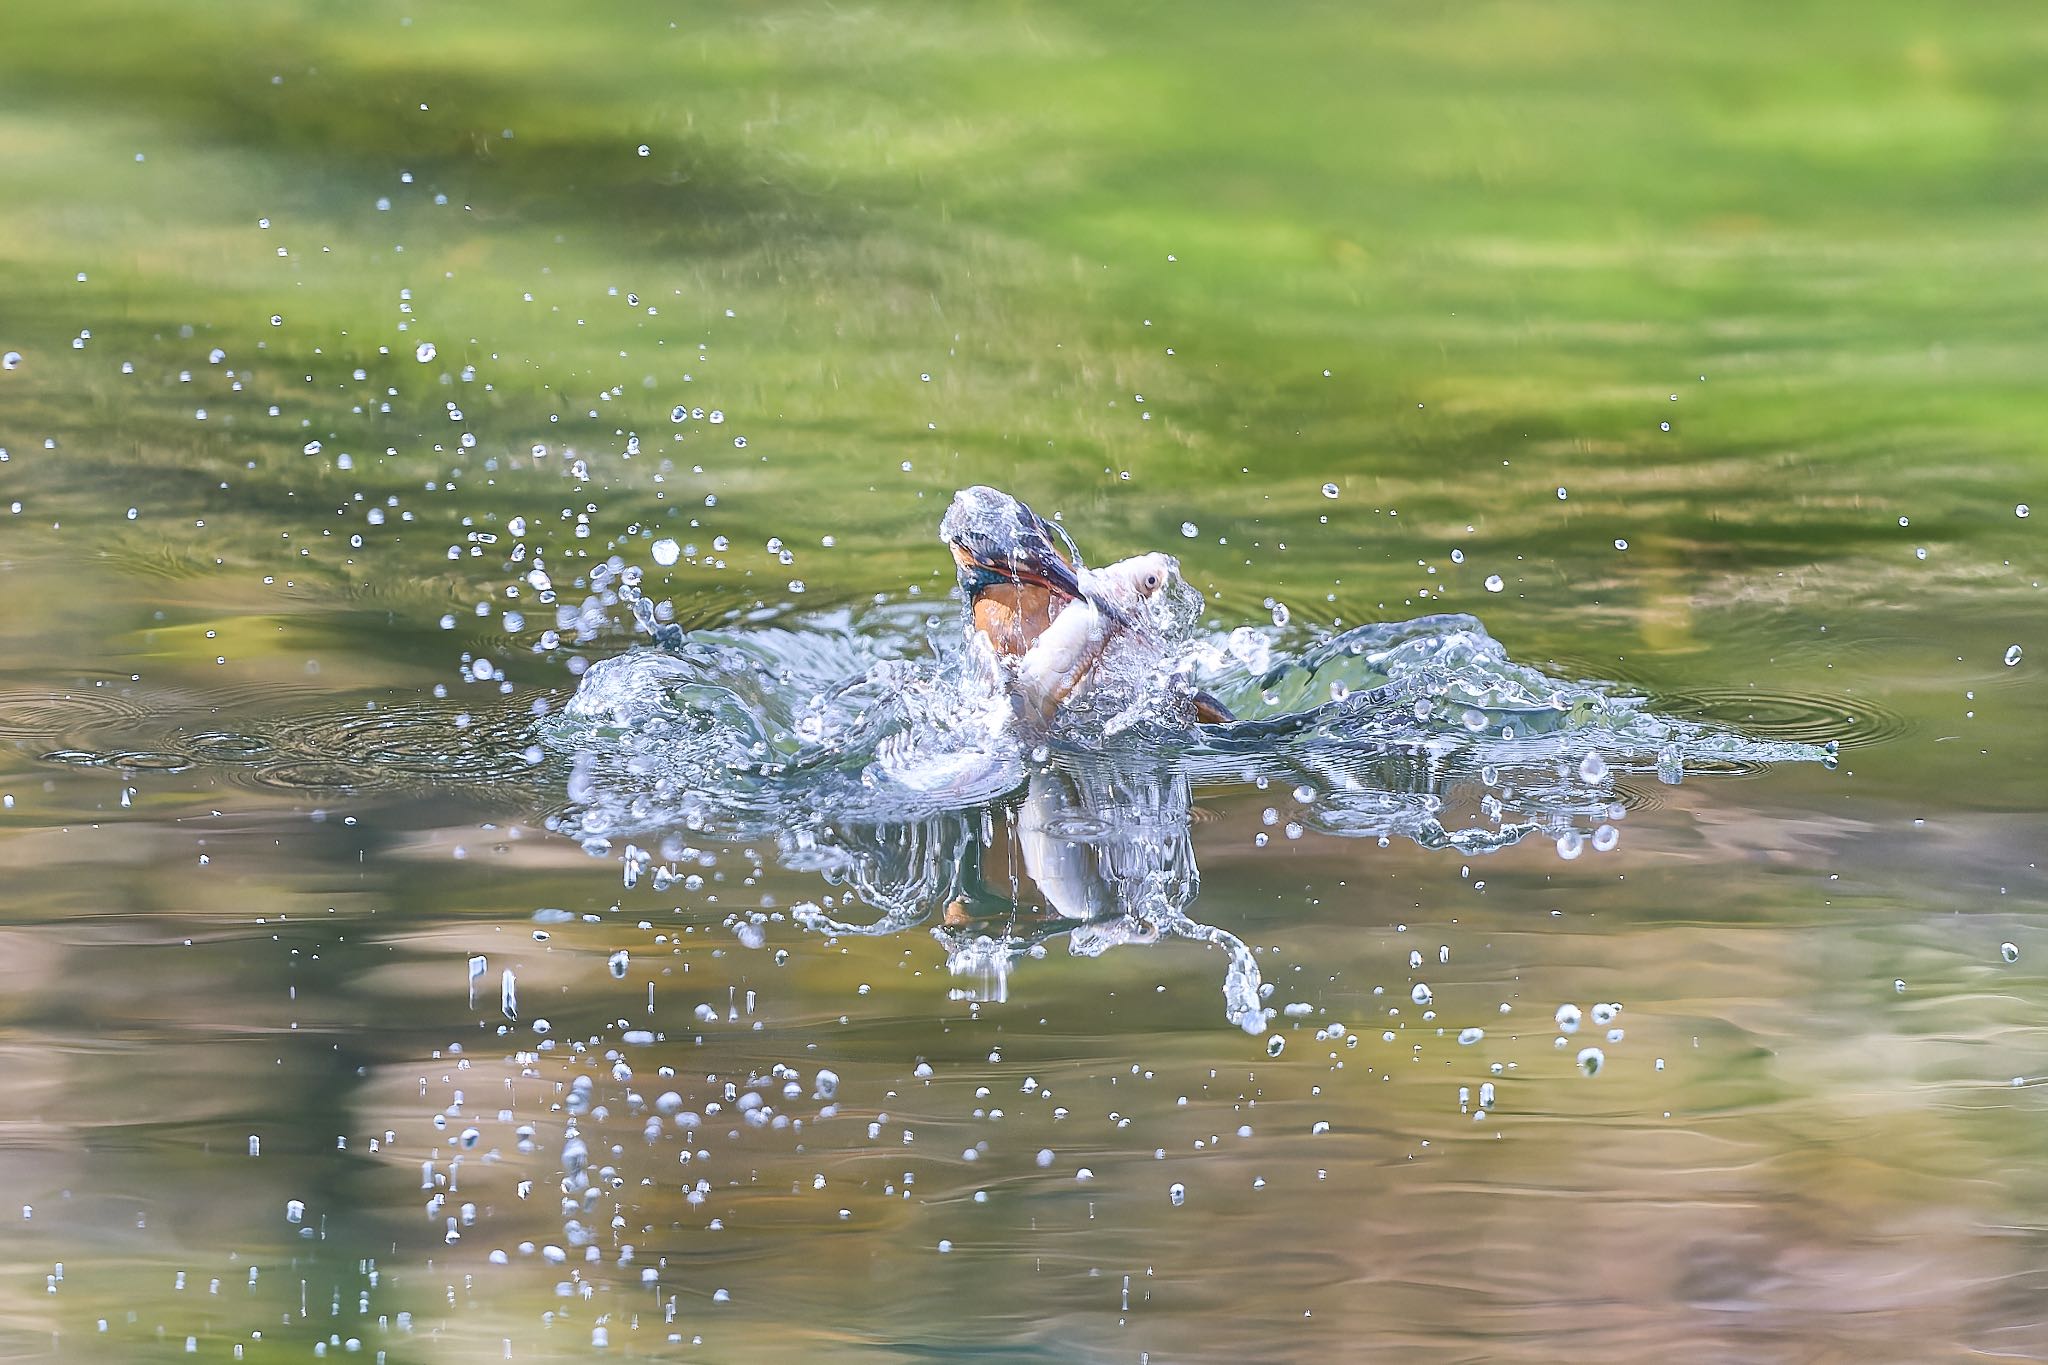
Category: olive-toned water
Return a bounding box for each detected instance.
[2,2,2044,1360]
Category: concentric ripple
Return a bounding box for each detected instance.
[1655,687,1909,749]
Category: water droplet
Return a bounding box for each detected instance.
[637,144,651,157]
[1458,1027,1484,1045]
[1411,983,1433,1006]
[415,341,437,363]
[1555,831,1584,860]
[1266,1034,1285,1057]
[1578,751,1608,783]
[2018,504,2031,518]
[1180,521,1199,539]
[1613,538,1628,551]
[2005,645,2023,667]
[1,352,20,370]
[1577,1047,1605,1076]
[652,538,680,567]
[2002,942,2020,964]
[1168,1182,1186,1207]
[1555,1004,1581,1033]
[1321,483,1339,499]
[1483,574,1504,593]
[1270,602,1290,627]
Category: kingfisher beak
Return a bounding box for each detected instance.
[946,530,1085,602]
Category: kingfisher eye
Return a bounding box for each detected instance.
[1143,573,1160,591]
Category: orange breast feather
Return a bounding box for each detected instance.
[971,582,1066,656]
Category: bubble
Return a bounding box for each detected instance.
[1591,824,1619,852]
[1555,831,1584,860]
[1577,1047,1605,1076]
[1321,483,1339,499]
[415,341,437,363]
[1578,751,1608,783]
[2005,645,2023,667]
[651,538,680,567]
[1180,522,1199,538]
[1484,574,1504,593]
[2002,942,2020,964]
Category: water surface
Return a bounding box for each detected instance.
[1,1,2045,1359]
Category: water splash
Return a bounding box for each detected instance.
[547,561,1834,1029]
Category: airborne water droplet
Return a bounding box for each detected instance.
[2005,645,2023,667]
[1484,574,1504,593]
[415,341,437,363]
[2002,942,2020,964]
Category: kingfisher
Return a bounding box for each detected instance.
[940,486,1235,727]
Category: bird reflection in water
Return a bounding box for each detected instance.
[790,759,1268,1033]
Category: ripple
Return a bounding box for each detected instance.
[33,746,192,772]
[248,760,374,793]
[285,703,541,782]
[1655,687,1907,749]
[179,731,276,763]
[0,687,155,743]
[102,750,196,772]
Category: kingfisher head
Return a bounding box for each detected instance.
[940,486,1085,603]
